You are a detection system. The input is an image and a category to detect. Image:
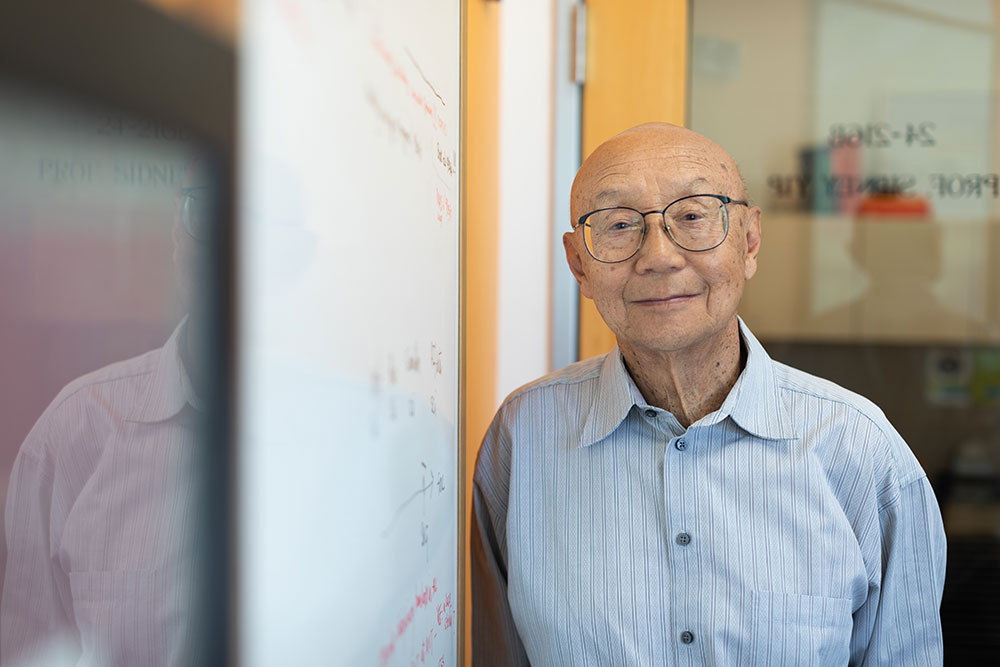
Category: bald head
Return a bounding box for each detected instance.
[570,123,747,225]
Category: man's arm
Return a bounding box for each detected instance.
[471,482,529,666]
[1,446,77,664]
[470,413,529,666]
[851,474,947,666]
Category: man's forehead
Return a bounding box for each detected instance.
[582,154,731,203]
[592,175,714,205]
[570,125,745,217]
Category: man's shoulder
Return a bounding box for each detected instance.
[771,360,888,425]
[741,321,897,441]
[50,349,160,412]
[477,355,607,482]
[21,349,162,455]
[500,353,606,409]
[769,359,926,488]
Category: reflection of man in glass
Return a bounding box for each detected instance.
[472,123,946,665]
[807,213,991,341]
[1,168,213,666]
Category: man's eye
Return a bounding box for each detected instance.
[609,220,635,230]
[672,213,711,228]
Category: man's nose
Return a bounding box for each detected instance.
[634,213,686,271]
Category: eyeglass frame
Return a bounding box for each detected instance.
[573,193,750,263]
[180,186,211,241]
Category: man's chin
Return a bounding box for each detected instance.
[617,320,736,358]
[617,333,698,357]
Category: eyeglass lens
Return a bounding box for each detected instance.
[583,195,728,261]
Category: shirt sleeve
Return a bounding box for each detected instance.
[851,474,947,666]
[1,444,77,664]
[470,413,530,667]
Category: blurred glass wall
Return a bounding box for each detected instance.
[690,1,1000,662]
[0,75,220,666]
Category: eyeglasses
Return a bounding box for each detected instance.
[574,194,749,263]
[180,186,214,242]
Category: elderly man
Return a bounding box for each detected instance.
[1,167,215,666]
[471,123,946,665]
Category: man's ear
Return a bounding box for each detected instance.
[563,231,593,299]
[742,206,762,281]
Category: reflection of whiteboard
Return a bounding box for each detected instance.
[814,0,995,223]
[812,0,995,321]
[238,1,460,665]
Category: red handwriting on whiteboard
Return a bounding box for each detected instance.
[411,625,437,666]
[278,0,312,43]
[379,579,449,667]
[415,579,437,608]
[436,593,453,629]
[436,188,453,224]
[371,36,448,136]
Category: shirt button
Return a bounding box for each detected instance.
[644,409,656,418]
[680,630,695,644]
[675,438,687,451]
[675,532,691,546]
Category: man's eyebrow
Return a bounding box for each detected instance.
[594,188,625,204]
[592,177,715,205]
[679,176,712,191]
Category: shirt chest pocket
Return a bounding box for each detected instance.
[745,590,853,667]
[68,569,187,665]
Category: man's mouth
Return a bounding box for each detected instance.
[632,293,698,305]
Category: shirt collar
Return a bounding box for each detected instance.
[579,348,638,448]
[579,317,797,448]
[126,317,199,423]
[701,318,798,441]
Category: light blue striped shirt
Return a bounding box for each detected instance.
[472,320,946,666]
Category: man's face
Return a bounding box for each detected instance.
[564,125,761,358]
[172,162,214,315]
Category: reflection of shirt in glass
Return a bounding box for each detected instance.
[472,320,946,666]
[2,320,200,666]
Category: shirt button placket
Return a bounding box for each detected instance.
[667,433,695,657]
[674,527,694,652]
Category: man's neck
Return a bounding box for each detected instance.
[619,319,744,429]
[180,316,207,403]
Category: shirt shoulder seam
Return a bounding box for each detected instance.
[777,371,929,502]
[777,382,895,442]
[500,359,604,406]
[44,354,159,416]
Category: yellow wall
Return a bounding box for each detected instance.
[139,0,237,44]
[462,0,500,663]
[579,0,689,359]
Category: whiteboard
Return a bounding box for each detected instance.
[238,1,460,665]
